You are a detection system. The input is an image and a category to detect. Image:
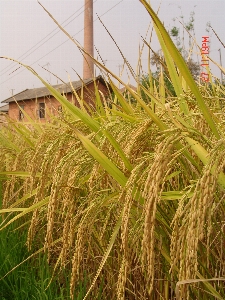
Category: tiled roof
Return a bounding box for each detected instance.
[119,84,137,94]
[0,104,9,112]
[2,76,107,104]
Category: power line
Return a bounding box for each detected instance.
[0,0,98,77]
[0,0,124,86]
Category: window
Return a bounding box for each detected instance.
[39,103,45,119]
[19,105,25,120]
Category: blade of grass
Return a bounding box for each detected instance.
[0,197,49,231]
[0,171,41,178]
[176,277,225,300]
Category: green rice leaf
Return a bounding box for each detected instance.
[109,80,134,115]
[74,129,128,187]
[0,197,49,231]
[94,78,106,118]
[0,171,40,178]
[161,190,193,200]
[140,0,220,139]
[176,277,225,300]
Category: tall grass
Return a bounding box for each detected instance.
[0,1,225,299]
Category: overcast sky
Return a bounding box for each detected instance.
[0,0,224,105]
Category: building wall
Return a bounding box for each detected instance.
[8,96,60,122]
[0,113,7,125]
[8,80,110,121]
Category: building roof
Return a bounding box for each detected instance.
[0,104,9,113]
[119,84,137,94]
[2,76,109,104]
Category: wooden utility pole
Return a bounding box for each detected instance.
[83,0,94,79]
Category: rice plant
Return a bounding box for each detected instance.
[0,1,225,299]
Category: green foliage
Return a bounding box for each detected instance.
[0,219,70,299]
[0,214,103,299]
[170,26,179,37]
[141,72,176,101]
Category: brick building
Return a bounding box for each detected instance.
[0,104,9,124]
[1,76,111,121]
[0,104,9,114]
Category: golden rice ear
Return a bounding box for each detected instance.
[141,135,174,296]
[170,141,225,298]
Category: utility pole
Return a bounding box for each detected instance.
[83,0,94,79]
[218,49,223,84]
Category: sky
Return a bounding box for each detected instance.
[0,0,225,105]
